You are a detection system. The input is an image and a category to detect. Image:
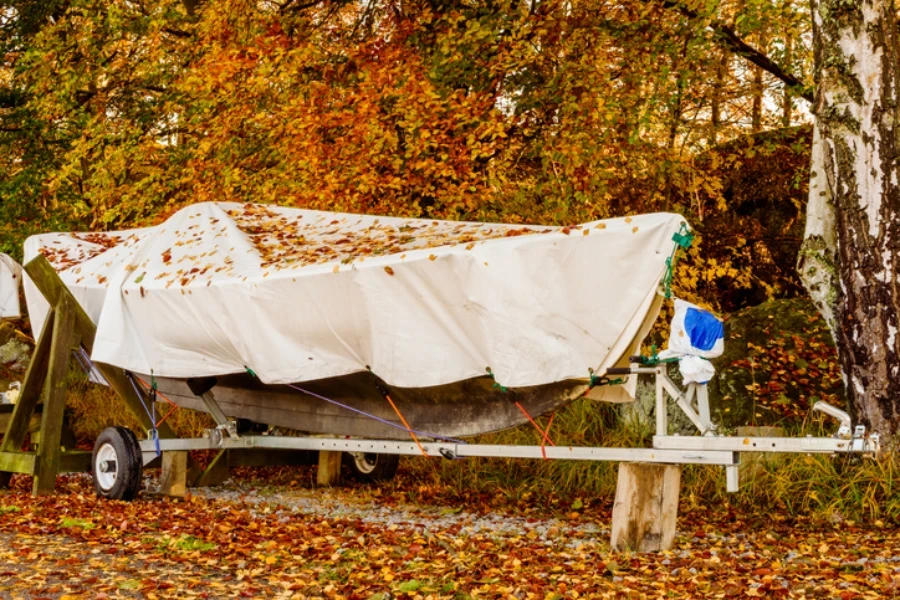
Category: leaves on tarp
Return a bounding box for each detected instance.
[36,203,555,289]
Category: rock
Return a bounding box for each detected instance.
[0,325,31,376]
[707,297,844,430]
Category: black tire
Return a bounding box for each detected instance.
[92,427,143,500]
[342,451,400,483]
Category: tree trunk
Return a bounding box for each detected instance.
[709,50,729,146]
[799,0,900,443]
[750,38,765,133]
[781,35,792,127]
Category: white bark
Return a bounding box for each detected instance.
[798,124,838,336]
[801,0,900,441]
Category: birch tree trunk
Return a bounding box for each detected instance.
[799,0,900,443]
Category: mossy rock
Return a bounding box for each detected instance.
[0,320,32,388]
[708,297,845,430]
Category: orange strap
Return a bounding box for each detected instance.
[384,393,428,457]
[135,376,180,429]
[515,402,556,459]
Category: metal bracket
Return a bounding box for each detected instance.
[812,401,852,439]
[197,390,238,441]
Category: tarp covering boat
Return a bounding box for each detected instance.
[0,253,21,319]
[22,202,688,437]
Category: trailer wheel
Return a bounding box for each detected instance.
[92,427,143,500]
[343,452,399,483]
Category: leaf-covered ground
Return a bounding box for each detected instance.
[0,471,899,599]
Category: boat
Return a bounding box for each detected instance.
[22,202,688,440]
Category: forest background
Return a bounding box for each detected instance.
[0,0,813,315]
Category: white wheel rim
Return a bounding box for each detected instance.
[95,443,119,491]
[352,452,377,475]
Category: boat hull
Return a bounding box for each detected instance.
[150,372,599,439]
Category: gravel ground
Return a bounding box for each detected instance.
[190,477,608,550]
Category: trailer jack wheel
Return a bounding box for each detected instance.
[343,451,400,483]
[92,427,143,500]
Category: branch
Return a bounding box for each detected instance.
[658,0,813,103]
[279,0,327,14]
[162,27,192,38]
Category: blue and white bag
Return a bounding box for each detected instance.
[658,299,724,384]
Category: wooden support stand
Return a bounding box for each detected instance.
[0,256,201,496]
[159,451,188,497]
[317,450,342,487]
[611,462,682,552]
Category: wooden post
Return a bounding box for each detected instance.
[317,450,342,487]
[611,462,682,552]
[33,296,79,495]
[159,451,188,497]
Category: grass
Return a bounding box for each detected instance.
[154,534,218,553]
[60,517,94,529]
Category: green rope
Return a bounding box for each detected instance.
[245,366,257,379]
[485,368,508,393]
[588,374,626,388]
[587,368,626,388]
[672,223,694,249]
[632,348,680,367]
[661,222,695,299]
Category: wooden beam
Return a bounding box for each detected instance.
[0,451,35,474]
[33,295,79,495]
[159,451,188,497]
[24,257,99,352]
[317,450,342,487]
[611,462,682,552]
[58,451,92,473]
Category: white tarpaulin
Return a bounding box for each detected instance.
[24,202,687,390]
[0,253,21,319]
